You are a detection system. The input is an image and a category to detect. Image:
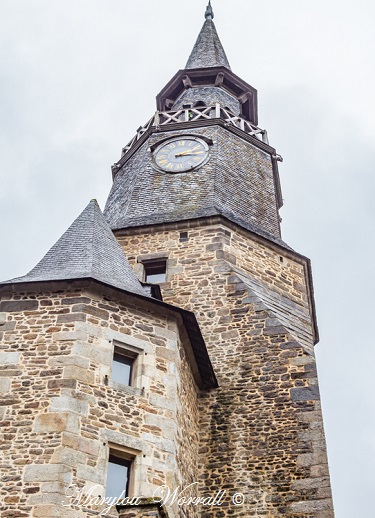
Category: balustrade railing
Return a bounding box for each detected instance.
[121,103,268,157]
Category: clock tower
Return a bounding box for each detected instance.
[0,3,334,518]
[105,3,335,517]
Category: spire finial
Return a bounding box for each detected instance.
[205,0,214,20]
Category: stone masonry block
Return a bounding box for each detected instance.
[61,297,91,305]
[57,313,87,324]
[297,452,328,468]
[52,330,87,342]
[0,300,38,312]
[289,498,334,513]
[33,412,79,434]
[62,432,102,457]
[76,463,105,485]
[153,326,177,340]
[291,356,316,366]
[141,433,176,455]
[101,429,144,454]
[24,464,72,483]
[155,347,177,363]
[75,321,103,338]
[0,378,11,393]
[28,492,68,506]
[0,321,16,331]
[145,414,177,439]
[297,410,324,423]
[0,352,20,365]
[311,464,330,478]
[149,393,177,412]
[291,385,320,402]
[40,481,70,494]
[50,396,89,417]
[32,504,82,517]
[63,365,95,384]
[71,303,109,320]
[72,341,112,365]
[292,476,331,490]
[317,486,334,499]
[104,329,152,353]
[48,355,90,370]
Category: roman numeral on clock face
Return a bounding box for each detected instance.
[153,137,209,173]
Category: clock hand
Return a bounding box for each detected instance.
[175,151,200,157]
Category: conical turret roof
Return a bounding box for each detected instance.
[186,2,231,70]
[4,200,146,296]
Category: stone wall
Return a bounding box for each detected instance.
[0,282,201,518]
[116,220,334,517]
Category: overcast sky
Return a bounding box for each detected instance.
[1,1,374,516]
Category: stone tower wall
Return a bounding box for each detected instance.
[116,221,334,517]
[0,283,202,518]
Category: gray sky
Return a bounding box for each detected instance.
[1,1,374,515]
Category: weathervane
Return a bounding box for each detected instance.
[205,0,214,20]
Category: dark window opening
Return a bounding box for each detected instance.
[144,260,167,284]
[112,349,136,386]
[141,283,163,301]
[106,454,131,498]
[194,101,206,108]
[180,231,189,242]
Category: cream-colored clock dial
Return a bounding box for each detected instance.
[153,137,209,173]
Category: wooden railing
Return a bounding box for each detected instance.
[121,103,268,157]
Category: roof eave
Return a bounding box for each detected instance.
[0,276,218,389]
[156,67,258,125]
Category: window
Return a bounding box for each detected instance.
[106,335,149,393]
[144,260,167,284]
[112,347,137,386]
[106,454,132,498]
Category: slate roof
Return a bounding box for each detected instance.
[186,17,231,70]
[4,200,146,296]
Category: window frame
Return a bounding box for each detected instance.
[112,348,136,387]
[109,341,143,392]
[105,448,134,499]
[143,259,167,284]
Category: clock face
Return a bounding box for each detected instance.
[153,137,209,173]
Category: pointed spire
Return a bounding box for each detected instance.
[185,2,231,70]
[205,0,214,20]
[5,200,147,296]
